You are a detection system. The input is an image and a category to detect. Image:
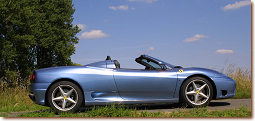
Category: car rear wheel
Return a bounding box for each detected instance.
[180,77,213,107]
[47,81,83,113]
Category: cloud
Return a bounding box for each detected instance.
[216,49,234,54]
[79,30,109,39]
[127,0,158,3]
[183,34,207,42]
[148,47,155,51]
[223,0,250,11]
[76,24,86,30]
[109,5,129,11]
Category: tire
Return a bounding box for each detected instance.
[47,81,84,113]
[180,77,213,107]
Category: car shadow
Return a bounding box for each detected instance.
[78,103,178,112]
[209,101,230,107]
[128,103,180,110]
[79,103,181,112]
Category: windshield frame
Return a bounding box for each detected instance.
[140,55,176,69]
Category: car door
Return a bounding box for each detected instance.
[113,68,178,101]
[77,66,122,103]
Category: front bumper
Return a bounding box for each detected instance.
[211,77,236,99]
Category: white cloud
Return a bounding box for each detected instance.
[183,34,207,42]
[109,5,129,11]
[223,0,250,11]
[127,0,158,3]
[216,49,234,54]
[148,47,155,51]
[76,24,86,30]
[79,30,109,39]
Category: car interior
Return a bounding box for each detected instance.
[106,56,120,69]
[105,56,163,70]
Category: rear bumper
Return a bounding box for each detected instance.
[29,83,51,106]
[29,92,36,102]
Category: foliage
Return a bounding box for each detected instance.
[0,0,80,85]
[71,62,83,66]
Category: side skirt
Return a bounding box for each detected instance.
[85,98,179,106]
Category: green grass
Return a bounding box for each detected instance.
[86,105,137,117]
[0,87,49,113]
[18,111,55,117]
[0,113,7,117]
[176,106,251,117]
[14,106,251,118]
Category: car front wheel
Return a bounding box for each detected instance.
[180,77,213,107]
[47,81,83,113]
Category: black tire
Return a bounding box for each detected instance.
[47,81,84,113]
[180,77,213,107]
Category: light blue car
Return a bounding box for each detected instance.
[29,55,236,112]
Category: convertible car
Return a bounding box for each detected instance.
[29,55,236,112]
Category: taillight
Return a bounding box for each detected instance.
[30,72,35,83]
[30,75,35,80]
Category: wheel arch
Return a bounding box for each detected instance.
[179,74,217,99]
[45,78,85,106]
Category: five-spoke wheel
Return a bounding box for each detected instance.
[180,77,213,107]
[47,81,83,112]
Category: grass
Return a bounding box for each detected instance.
[14,105,251,118]
[17,111,55,117]
[86,105,137,117]
[0,87,49,113]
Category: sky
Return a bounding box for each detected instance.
[71,0,251,71]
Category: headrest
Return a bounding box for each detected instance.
[106,56,111,60]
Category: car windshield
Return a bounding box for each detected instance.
[144,55,176,68]
[141,59,162,70]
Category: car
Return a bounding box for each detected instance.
[29,55,236,112]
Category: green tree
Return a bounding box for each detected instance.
[0,0,79,83]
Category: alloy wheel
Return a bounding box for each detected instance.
[185,79,210,105]
[51,85,78,111]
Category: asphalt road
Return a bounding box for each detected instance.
[133,99,252,112]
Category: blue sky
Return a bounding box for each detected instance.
[71,0,251,70]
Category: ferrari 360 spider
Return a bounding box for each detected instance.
[29,55,236,112]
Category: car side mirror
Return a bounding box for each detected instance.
[161,64,171,70]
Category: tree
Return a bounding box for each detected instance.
[0,0,79,83]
